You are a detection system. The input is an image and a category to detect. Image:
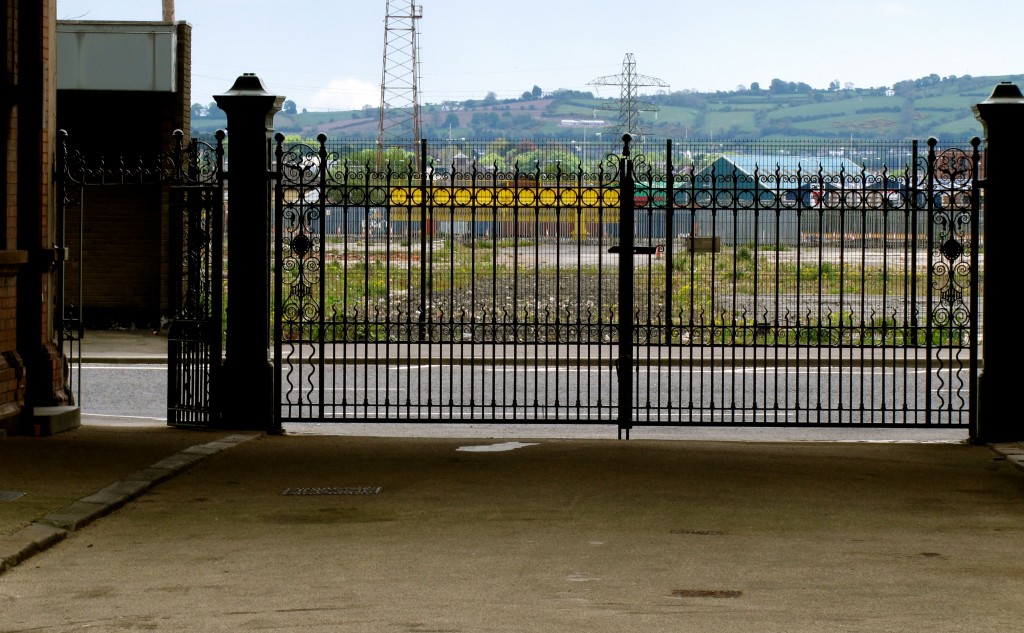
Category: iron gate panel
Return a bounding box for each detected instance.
[166,133,225,427]
[272,137,980,431]
[58,130,224,427]
[273,136,626,424]
[56,134,84,407]
[620,137,979,429]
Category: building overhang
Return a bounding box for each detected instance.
[57,21,179,92]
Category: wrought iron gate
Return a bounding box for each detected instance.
[166,131,225,427]
[59,130,224,426]
[272,135,981,433]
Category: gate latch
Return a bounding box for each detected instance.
[608,245,658,254]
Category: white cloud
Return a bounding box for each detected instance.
[306,78,380,112]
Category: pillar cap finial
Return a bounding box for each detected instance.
[980,81,1024,105]
[219,73,272,98]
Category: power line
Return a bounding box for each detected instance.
[377,1,423,170]
[588,53,669,141]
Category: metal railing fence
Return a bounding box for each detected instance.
[271,136,980,431]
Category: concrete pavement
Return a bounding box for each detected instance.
[2,427,1024,632]
[0,330,1022,631]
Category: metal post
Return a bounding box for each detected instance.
[213,73,284,430]
[971,82,1024,442]
[617,134,635,439]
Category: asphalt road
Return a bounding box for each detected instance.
[77,362,970,443]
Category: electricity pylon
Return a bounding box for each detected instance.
[377,1,423,171]
[588,53,669,141]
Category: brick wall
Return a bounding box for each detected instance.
[2,0,66,434]
[3,0,21,429]
[57,85,188,329]
[0,267,25,421]
[63,185,163,327]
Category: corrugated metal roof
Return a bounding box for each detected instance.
[709,154,863,176]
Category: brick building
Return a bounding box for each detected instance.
[2,0,68,436]
[3,2,191,436]
[56,19,192,329]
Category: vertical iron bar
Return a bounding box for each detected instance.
[418,158,428,343]
[418,139,428,418]
[617,135,635,438]
[793,190,803,422]
[272,134,285,427]
[447,162,456,417]
[212,134,226,424]
[880,163,891,423]
[836,165,845,422]
[55,131,82,408]
[968,137,981,436]
[729,163,740,423]
[532,168,540,416]
[317,136,328,422]
[925,139,936,423]
[664,140,674,345]
[489,163,499,420]
[905,144,917,422]
[687,163,697,424]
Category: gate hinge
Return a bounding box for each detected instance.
[32,245,68,271]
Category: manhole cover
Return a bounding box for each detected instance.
[0,490,26,502]
[281,486,382,496]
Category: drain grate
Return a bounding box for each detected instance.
[670,529,725,536]
[0,490,25,502]
[282,486,382,496]
[671,589,743,599]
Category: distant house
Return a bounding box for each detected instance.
[631,154,867,245]
[695,154,864,200]
[683,154,865,245]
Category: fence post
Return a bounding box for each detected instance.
[972,82,1024,442]
[213,73,284,431]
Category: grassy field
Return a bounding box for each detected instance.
[192,73,1024,142]
[277,238,976,347]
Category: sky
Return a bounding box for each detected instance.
[56,0,1024,112]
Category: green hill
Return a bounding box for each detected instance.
[191,73,1023,142]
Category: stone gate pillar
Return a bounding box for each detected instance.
[972,82,1024,442]
[214,73,283,430]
